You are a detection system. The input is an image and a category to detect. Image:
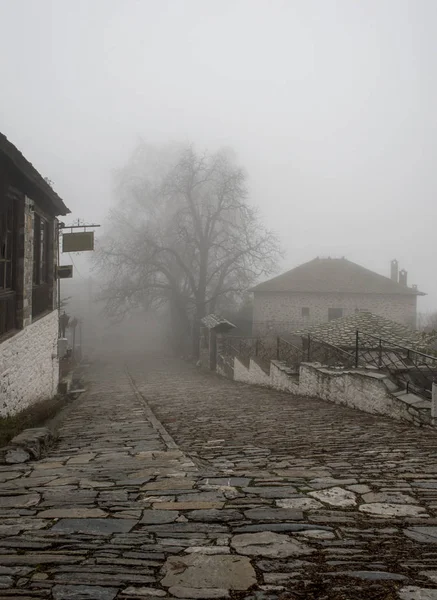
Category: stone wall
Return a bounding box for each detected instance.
[299,364,431,427]
[253,292,418,335]
[0,310,59,417]
[234,357,270,387]
[228,354,432,427]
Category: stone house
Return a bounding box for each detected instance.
[251,257,424,336]
[0,132,70,417]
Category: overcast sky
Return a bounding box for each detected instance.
[0,0,436,310]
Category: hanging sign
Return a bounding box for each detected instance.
[58,265,73,279]
[62,231,94,252]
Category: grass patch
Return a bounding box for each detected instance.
[0,394,70,447]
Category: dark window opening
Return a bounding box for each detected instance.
[0,198,17,336]
[328,308,343,321]
[301,307,310,318]
[32,214,51,319]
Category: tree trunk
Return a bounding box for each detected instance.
[169,294,191,357]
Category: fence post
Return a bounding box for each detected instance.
[378,338,382,369]
[276,336,280,360]
[432,382,437,426]
[255,338,259,357]
[355,330,359,368]
[307,334,311,362]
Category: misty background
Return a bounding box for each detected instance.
[1,0,436,313]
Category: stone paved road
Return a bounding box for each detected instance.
[1,357,437,599]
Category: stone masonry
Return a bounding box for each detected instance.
[253,291,418,335]
[2,354,437,599]
[0,194,60,416]
[0,309,59,416]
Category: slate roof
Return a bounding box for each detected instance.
[201,314,236,332]
[0,131,70,216]
[251,258,424,296]
[298,311,432,351]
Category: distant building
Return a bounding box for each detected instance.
[0,132,70,416]
[251,257,424,336]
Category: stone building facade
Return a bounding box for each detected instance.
[0,132,70,417]
[251,258,424,336]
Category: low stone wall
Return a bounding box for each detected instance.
[299,364,431,427]
[227,353,432,427]
[234,357,270,387]
[0,310,59,417]
[270,361,300,394]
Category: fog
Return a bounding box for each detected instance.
[1,0,436,313]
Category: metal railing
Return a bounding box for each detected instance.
[0,291,16,337]
[354,330,437,399]
[221,329,437,400]
[304,334,356,368]
[221,333,354,371]
[277,337,303,369]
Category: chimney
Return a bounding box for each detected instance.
[390,259,399,282]
[399,269,408,286]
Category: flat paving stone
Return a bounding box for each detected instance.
[169,586,229,598]
[359,503,428,517]
[157,502,224,510]
[296,529,336,540]
[309,487,357,507]
[52,584,119,599]
[201,477,251,487]
[330,570,408,580]
[38,508,107,518]
[231,531,314,557]
[362,492,418,504]
[140,510,180,524]
[276,498,323,511]
[142,479,195,491]
[399,587,437,600]
[161,554,256,591]
[185,546,231,554]
[0,493,40,508]
[241,486,297,498]
[186,509,243,522]
[121,587,167,597]
[51,518,138,534]
[244,508,303,521]
[404,527,437,543]
[233,522,332,533]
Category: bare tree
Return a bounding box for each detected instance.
[95,143,281,355]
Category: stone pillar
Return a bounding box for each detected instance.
[432,382,437,426]
[22,197,35,326]
[12,190,32,329]
[51,219,59,312]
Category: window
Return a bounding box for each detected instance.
[328,308,343,321]
[301,307,310,318]
[33,215,49,285]
[0,198,17,336]
[32,214,51,319]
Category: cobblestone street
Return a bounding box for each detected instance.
[1,356,437,599]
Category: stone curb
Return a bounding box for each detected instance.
[125,366,180,451]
